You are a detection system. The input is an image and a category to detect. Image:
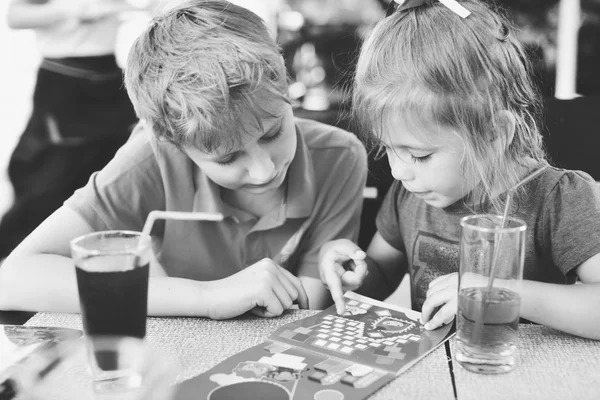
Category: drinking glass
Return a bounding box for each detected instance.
[19,336,177,400]
[70,230,152,387]
[454,214,526,374]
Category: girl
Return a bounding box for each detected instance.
[318,0,600,340]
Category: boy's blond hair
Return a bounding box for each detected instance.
[125,0,288,152]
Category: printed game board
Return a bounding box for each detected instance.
[175,292,454,400]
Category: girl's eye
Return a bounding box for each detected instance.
[411,154,432,163]
[261,129,283,143]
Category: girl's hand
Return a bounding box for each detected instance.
[421,273,459,330]
[319,239,368,314]
[206,258,309,320]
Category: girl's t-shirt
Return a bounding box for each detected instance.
[376,166,600,312]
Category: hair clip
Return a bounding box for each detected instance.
[391,0,471,19]
[498,23,511,42]
[392,0,429,13]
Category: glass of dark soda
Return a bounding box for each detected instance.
[70,230,152,391]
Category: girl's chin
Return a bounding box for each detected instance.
[422,194,461,209]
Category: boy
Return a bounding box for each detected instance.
[0,0,367,319]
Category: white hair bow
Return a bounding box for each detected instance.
[393,0,471,19]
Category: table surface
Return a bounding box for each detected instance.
[5,311,600,400]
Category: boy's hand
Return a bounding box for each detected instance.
[421,273,459,330]
[319,239,368,315]
[206,258,309,320]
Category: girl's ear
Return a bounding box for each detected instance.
[494,110,516,151]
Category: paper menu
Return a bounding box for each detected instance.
[270,292,454,375]
[175,292,454,400]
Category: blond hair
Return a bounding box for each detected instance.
[125,0,288,152]
[354,0,546,212]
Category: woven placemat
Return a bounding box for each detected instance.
[450,324,600,400]
[26,311,455,400]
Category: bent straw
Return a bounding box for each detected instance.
[141,210,224,239]
[470,164,549,345]
[132,211,224,268]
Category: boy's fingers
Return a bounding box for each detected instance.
[279,267,309,309]
[271,282,294,310]
[257,292,285,318]
[289,276,309,310]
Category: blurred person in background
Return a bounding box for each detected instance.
[0,0,149,261]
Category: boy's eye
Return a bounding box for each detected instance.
[216,152,239,166]
[261,128,283,143]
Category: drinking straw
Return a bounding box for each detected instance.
[132,211,224,268]
[141,210,224,239]
[470,164,549,345]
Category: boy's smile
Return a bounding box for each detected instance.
[184,102,296,196]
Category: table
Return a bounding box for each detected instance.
[451,325,600,400]
[23,311,455,400]
[13,312,600,400]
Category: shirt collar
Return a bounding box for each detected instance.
[191,120,316,221]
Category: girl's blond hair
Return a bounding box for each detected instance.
[354,0,546,212]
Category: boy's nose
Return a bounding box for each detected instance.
[248,150,276,183]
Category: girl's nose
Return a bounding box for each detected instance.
[389,155,414,181]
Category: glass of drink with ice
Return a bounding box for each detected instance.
[454,215,526,374]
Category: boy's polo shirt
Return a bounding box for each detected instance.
[65,118,367,280]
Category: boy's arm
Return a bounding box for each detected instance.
[0,206,169,312]
[0,207,307,318]
[0,206,95,312]
[519,254,600,340]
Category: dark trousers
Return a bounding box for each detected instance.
[0,55,137,259]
